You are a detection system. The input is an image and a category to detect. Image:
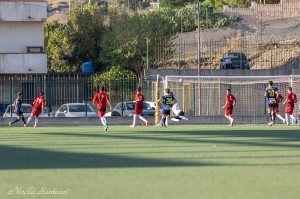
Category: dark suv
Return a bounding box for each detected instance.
[220,52,251,69]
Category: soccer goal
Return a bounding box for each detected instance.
[161,75,300,125]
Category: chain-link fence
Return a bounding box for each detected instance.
[0,74,155,117]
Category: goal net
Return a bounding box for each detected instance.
[162,75,300,125]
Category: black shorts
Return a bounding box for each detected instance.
[162,109,170,116]
[178,111,184,116]
[16,109,23,116]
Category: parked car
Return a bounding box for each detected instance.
[55,103,97,117]
[105,101,155,117]
[0,102,10,117]
[146,101,163,114]
[220,52,251,69]
[3,104,52,117]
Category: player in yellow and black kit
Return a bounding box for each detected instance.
[264,81,279,126]
[156,88,177,128]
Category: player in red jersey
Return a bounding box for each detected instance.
[221,89,236,126]
[282,87,297,125]
[130,87,150,128]
[93,87,112,131]
[273,93,286,124]
[25,92,46,128]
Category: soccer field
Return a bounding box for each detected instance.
[1,125,300,199]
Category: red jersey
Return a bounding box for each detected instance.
[93,92,110,109]
[286,92,297,105]
[135,93,145,107]
[33,95,45,108]
[276,94,283,104]
[226,93,236,107]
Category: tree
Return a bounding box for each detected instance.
[101,8,178,75]
[44,21,72,72]
[66,4,105,71]
[45,4,105,72]
[160,0,195,8]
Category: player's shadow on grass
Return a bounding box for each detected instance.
[0,145,215,170]
[42,131,300,149]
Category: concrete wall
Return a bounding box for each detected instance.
[0,53,47,73]
[0,2,47,22]
[0,22,44,53]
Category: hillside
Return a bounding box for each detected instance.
[46,1,300,69]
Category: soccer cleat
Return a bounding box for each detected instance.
[34,125,37,128]
[268,122,273,127]
[24,123,27,128]
[130,125,135,128]
[104,125,108,131]
[8,122,12,127]
[146,121,150,127]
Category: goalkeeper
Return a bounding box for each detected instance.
[171,102,189,122]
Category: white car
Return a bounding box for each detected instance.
[105,101,155,117]
[55,103,97,117]
[3,104,52,117]
[146,101,163,114]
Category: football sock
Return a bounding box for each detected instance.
[273,113,276,122]
[162,117,166,126]
[103,117,107,125]
[290,115,296,121]
[285,114,289,124]
[11,118,20,124]
[133,115,137,126]
[138,115,147,123]
[34,118,38,126]
[277,114,285,121]
[22,117,26,124]
[269,113,272,121]
[180,116,189,120]
[27,116,32,124]
[298,114,300,120]
[100,117,106,126]
[165,116,169,126]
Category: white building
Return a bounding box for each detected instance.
[0,0,47,74]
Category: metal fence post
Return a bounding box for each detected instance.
[10,79,13,117]
[121,76,124,116]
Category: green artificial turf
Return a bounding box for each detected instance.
[0,125,300,199]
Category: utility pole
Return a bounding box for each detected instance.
[146,38,149,69]
[197,0,201,116]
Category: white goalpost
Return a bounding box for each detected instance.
[161,75,300,125]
